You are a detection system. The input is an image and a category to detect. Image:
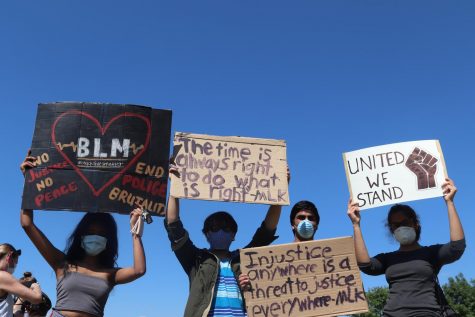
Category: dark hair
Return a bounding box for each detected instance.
[17,272,52,316]
[64,213,118,268]
[202,211,238,234]
[290,200,320,226]
[386,204,421,242]
[19,272,37,288]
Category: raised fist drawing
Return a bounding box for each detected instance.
[405,147,438,190]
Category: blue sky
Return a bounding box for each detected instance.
[1,1,474,316]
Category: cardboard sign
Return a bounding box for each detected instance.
[343,140,447,210]
[240,237,368,317]
[170,132,289,205]
[22,102,172,215]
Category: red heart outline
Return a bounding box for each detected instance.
[51,110,151,197]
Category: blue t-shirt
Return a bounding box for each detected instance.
[207,260,246,317]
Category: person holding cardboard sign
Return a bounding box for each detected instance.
[19,154,147,317]
[164,166,288,317]
[348,178,465,317]
[238,200,320,291]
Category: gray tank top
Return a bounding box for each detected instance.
[0,293,13,317]
[55,271,113,317]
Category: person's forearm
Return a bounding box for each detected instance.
[132,235,146,276]
[447,201,464,241]
[353,224,371,264]
[23,283,42,304]
[263,205,282,231]
[166,195,180,224]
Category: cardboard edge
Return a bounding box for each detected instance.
[239,236,354,253]
[435,140,448,178]
[342,152,353,200]
[174,131,286,146]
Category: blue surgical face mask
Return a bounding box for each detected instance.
[206,230,234,250]
[81,235,107,256]
[297,220,315,239]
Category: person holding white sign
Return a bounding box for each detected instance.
[347,178,465,317]
[164,166,288,317]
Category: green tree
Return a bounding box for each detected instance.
[352,286,388,317]
[352,274,475,317]
[442,273,475,317]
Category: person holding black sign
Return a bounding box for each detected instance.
[20,155,147,317]
[347,178,466,317]
[164,166,288,317]
[0,244,43,317]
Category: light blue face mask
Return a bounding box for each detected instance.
[297,220,315,239]
[206,230,234,250]
[81,235,107,256]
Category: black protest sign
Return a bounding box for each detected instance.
[22,102,172,215]
[240,237,368,317]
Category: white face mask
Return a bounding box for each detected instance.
[394,226,417,245]
[81,235,107,256]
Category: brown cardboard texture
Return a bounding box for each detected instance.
[240,237,368,317]
[170,132,289,205]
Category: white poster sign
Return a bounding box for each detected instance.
[343,140,447,210]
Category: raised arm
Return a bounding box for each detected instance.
[167,195,180,224]
[263,166,290,230]
[263,205,281,231]
[166,165,181,224]
[0,271,42,304]
[347,198,371,264]
[20,209,65,272]
[442,178,464,241]
[114,208,146,285]
[20,153,65,271]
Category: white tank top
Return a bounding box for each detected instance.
[0,293,13,317]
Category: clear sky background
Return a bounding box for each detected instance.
[1,1,474,317]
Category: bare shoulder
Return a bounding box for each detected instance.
[0,270,13,282]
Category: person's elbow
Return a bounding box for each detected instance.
[450,239,466,261]
[29,293,43,304]
[20,215,32,230]
[20,220,31,231]
[134,266,146,278]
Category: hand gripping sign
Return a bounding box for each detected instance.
[22,102,172,215]
[343,140,447,210]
